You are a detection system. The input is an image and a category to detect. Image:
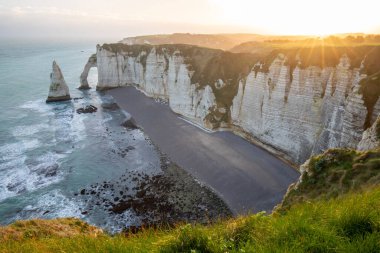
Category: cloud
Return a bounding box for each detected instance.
[0,0,378,41]
[0,1,251,41]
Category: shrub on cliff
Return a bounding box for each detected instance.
[279,148,380,211]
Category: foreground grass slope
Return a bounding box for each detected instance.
[1,148,380,253]
[1,187,380,252]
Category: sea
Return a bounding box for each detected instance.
[0,40,162,232]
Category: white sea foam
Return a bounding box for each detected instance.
[71,114,86,142]
[20,99,54,115]
[11,123,49,137]
[12,189,84,221]
[0,139,40,161]
[101,113,113,123]
[0,156,26,172]
[0,152,66,202]
[49,108,87,144]
[36,151,66,164]
[0,158,29,201]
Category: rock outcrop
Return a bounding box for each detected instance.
[84,44,380,164]
[358,116,380,150]
[46,61,71,102]
[76,105,97,114]
[79,54,97,89]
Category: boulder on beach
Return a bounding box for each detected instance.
[46,61,71,103]
[76,105,98,114]
[121,117,139,130]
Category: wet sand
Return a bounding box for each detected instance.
[108,86,300,214]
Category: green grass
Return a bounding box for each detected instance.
[0,218,102,241]
[2,186,380,252]
[279,148,380,210]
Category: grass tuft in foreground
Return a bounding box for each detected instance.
[1,186,380,252]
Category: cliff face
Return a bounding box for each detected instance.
[358,115,380,150]
[87,44,380,164]
[94,44,223,126]
[231,55,369,163]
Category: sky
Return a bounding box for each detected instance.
[0,0,379,43]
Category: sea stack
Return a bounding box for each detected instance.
[46,61,71,102]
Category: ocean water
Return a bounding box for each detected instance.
[0,40,162,232]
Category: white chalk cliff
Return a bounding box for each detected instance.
[90,45,218,126]
[46,61,70,102]
[231,55,370,163]
[358,115,380,151]
[79,54,97,89]
[81,44,379,164]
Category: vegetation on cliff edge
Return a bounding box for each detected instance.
[279,148,380,211]
[1,186,380,252]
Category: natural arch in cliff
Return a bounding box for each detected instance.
[79,54,97,89]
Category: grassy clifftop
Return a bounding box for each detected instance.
[279,148,380,211]
[1,186,380,252]
[1,147,380,252]
[0,218,102,241]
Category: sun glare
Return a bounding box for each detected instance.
[213,0,379,35]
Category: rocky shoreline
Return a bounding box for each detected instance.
[73,119,232,232]
[108,86,299,214]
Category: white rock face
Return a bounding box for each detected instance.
[143,47,168,97]
[46,61,70,102]
[97,46,121,90]
[95,46,218,125]
[231,55,369,163]
[371,98,380,125]
[79,54,97,89]
[358,116,380,151]
[93,46,374,164]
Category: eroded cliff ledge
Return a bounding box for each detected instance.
[84,43,380,165]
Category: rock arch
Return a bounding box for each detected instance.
[79,54,97,89]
